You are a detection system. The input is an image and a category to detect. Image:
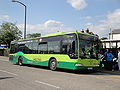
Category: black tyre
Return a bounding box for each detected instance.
[49,59,57,71]
[18,57,23,66]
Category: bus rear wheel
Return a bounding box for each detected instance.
[49,59,57,71]
[18,57,23,66]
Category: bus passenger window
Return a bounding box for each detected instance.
[71,41,75,54]
[38,42,47,54]
[48,41,61,54]
[10,44,18,53]
[32,42,38,54]
[62,45,67,54]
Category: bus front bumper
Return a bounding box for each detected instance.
[76,66,101,71]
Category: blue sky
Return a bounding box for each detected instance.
[0,0,120,37]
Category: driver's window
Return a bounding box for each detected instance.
[62,39,74,54]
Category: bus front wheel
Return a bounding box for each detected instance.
[18,57,23,66]
[49,59,57,71]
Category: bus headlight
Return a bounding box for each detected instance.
[96,64,99,67]
[75,63,82,66]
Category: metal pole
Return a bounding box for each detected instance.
[12,0,27,39]
[24,5,26,39]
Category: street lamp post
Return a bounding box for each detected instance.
[12,0,27,39]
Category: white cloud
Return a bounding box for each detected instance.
[0,15,10,20]
[17,20,75,36]
[86,8,120,37]
[44,20,64,27]
[66,0,87,10]
[17,8,120,38]
[85,22,93,27]
[80,15,105,20]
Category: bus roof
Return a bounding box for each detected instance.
[11,32,98,43]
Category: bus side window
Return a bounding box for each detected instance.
[72,41,75,53]
[62,45,67,54]
[10,44,18,53]
[32,42,38,54]
[38,42,47,54]
[27,43,33,54]
[48,41,61,54]
[25,43,31,54]
[62,41,75,54]
[18,44,25,53]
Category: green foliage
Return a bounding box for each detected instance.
[27,33,41,38]
[0,22,22,47]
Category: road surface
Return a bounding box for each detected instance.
[0,56,120,90]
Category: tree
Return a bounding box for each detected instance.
[0,22,22,47]
[27,33,41,38]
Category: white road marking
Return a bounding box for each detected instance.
[35,80,61,89]
[0,70,18,76]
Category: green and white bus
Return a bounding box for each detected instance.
[9,32,101,71]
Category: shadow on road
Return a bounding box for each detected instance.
[0,77,14,80]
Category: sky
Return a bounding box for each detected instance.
[0,0,120,37]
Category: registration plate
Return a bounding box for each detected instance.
[88,67,93,70]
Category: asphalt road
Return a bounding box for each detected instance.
[0,56,120,90]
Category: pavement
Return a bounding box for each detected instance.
[102,70,120,75]
[0,56,120,90]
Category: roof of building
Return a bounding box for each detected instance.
[102,39,120,42]
[112,29,120,34]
